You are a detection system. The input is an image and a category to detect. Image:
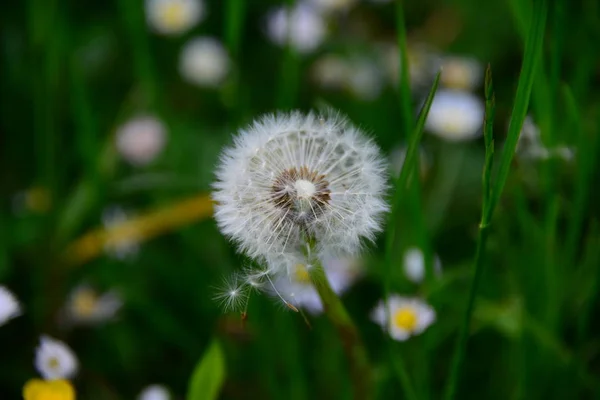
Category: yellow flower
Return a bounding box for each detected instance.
[23,379,75,400]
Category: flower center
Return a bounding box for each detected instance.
[162,4,185,28]
[73,290,97,317]
[293,264,311,283]
[272,166,331,224]
[393,307,418,331]
[47,356,60,370]
[294,179,316,198]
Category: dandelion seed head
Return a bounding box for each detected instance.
[212,111,389,272]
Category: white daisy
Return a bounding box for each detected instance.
[212,111,389,275]
[179,37,230,88]
[35,335,79,380]
[138,384,171,400]
[115,115,167,167]
[371,295,436,341]
[62,285,122,326]
[440,55,483,91]
[266,3,327,54]
[402,247,442,284]
[145,0,204,36]
[102,206,140,260]
[272,256,362,314]
[0,286,21,326]
[425,89,484,141]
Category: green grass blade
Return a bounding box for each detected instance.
[383,71,440,400]
[484,0,547,224]
[443,65,496,400]
[187,339,226,400]
[395,0,413,136]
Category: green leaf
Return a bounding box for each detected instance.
[187,339,226,400]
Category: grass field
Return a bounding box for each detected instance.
[1,0,599,399]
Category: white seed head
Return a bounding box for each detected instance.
[145,0,205,36]
[179,37,230,88]
[425,89,484,141]
[0,286,21,326]
[212,111,389,273]
[371,295,436,341]
[35,335,79,380]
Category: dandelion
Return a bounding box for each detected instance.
[371,295,436,341]
[212,111,388,280]
[145,0,205,36]
[179,37,230,88]
[272,256,362,314]
[102,206,140,260]
[138,384,171,400]
[266,3,327,54]
[425,89,484,141]
[62,284,122,326]
[35,336,78,380]
[440,55,483,91]
[403,247,442,284]
[0,286,21,326]
[115,115,167,167]
[23,379,75,400]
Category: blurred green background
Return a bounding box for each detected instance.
[1,0,599,398]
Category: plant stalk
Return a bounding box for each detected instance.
[310,259,372,400]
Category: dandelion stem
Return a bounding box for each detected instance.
[309,257,372,400]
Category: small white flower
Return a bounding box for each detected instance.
[35,335,79,380]
[307,0,357,13]
[266,3,327,54]
[0,286,21,326]
[425,89,484,141]
[138,384,171,400]
[440,55,483,91]
[63,284,122,325]
[102,206,140,260]
[403,247,442,283]
[371,295,436,341]
[212,111,388,276]
[179,37,230,87]
[272,256,362,314]
[344,57,384,101]
[116,115,167,167]
[145,0,205,36]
